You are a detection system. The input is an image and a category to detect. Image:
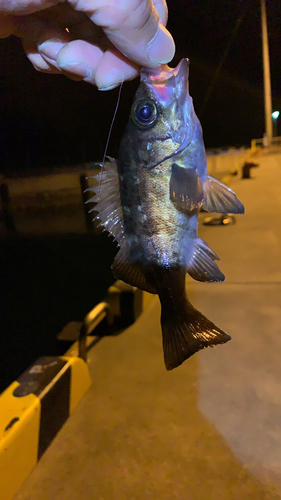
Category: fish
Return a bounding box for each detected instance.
[88,58,244,370]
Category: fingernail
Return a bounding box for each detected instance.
[38,39,66,62]
[96,68,123,91]
[146,24,175,65]
[98,82,122,91]
[58,62,92,79]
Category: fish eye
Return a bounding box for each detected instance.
[132,99,158,127]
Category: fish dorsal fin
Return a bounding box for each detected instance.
[170,163,204,212]
[203,175,244,214]
[187,238,225,282]
[87,159,125,245]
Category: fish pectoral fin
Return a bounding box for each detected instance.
[187,238,225,282]
[170,163,204,212]
[111,244,157,294]
[203,175,244,214]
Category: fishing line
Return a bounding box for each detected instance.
[101,82,123,168]
[98,69,124,194]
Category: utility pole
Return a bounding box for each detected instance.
[261,0,273,144]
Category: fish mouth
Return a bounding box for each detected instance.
[141,58,189,84]
[141,58,190,108]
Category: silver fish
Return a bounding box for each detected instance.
[88,58,244,370]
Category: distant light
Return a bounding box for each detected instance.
[65,28,70,33]
[272,111,280,119]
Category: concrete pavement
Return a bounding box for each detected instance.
[15,152,281,499]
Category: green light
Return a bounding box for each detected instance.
[272,111,280,119]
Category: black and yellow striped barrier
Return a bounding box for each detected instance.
[0,356,91,500]
[0,281,146,499]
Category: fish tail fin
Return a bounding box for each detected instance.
[161,300,231,370]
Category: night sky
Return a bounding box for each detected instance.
[0,0,280,173]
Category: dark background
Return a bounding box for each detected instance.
[0,0,280,174]
[0,0,280,391]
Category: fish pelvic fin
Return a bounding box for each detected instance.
[161,299,231,370]
[203,175,244,214]
[112,244,157,294]
[187,238,225,283]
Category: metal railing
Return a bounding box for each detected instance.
[58,281,143,362]
[251,136,281,153]
[78,302,114,361]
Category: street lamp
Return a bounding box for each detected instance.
[261,0,273,144]
[272,111,280,137]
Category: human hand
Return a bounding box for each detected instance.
[0,0,175,90]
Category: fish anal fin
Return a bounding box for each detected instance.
[203,175,244,214]
[187,238,225,283]
[112,245,157,294]
[170,163,204,212]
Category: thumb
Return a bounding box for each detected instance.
[69,0,175,68]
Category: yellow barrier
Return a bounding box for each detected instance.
[0,356,91,500]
